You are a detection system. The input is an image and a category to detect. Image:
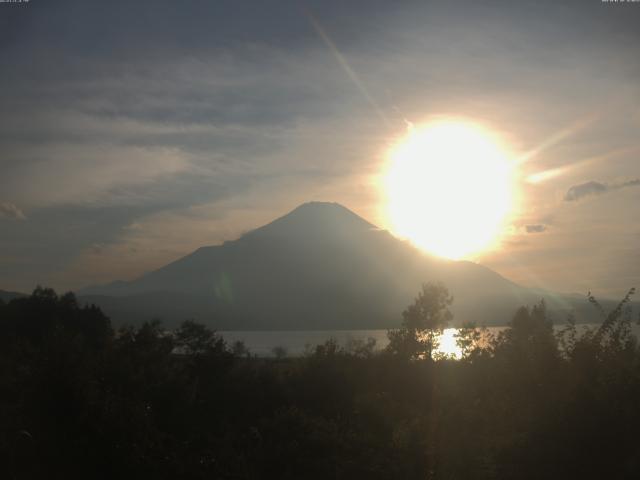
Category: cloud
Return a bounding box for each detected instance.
[525,224,547,233]
[564,179,640,201]
[1,0,640,294]
[0,202,26,220]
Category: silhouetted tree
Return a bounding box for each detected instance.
[272,345,288,359]
[174,319,226,356]
[231,339,250,357]
[455,322,492,360]
[3,285,640,479]
[493,300,558,365]
[387,282,453,360]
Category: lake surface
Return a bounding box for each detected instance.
[220,324,637,358]
[219,327,504,357]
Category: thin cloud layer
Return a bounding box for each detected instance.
[0,0,639,294]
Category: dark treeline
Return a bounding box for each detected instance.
[1,285,640,479]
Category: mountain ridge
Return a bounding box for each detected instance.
[76,202,632,329]
[0,289,27,303]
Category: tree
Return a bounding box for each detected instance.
[493,300,558,365]
[174,319,227,357]
[272,345,288,360]
[387,282,453,360]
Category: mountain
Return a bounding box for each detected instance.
[0,289,27,303]
[78,202,624,329]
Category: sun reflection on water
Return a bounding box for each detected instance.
[434,328,463,359]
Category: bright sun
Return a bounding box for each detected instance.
[384,120,514,259]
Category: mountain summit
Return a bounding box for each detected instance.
[246,202,377,239]
[79,202,588,329]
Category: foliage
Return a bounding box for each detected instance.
[386,282,453,360]
[272,345,288,359]
[174,318,227,356]
[1,286,640,479]
[455,322,493,360]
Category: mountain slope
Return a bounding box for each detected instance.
[78,202,617,328]
[0,289,27,303]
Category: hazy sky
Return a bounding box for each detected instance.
[1,0,639,297]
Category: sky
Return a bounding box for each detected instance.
[1,0,639,298]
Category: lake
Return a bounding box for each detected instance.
[220,323,635,358]
[219,327,505,358]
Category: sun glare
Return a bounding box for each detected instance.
[384,120,514,259]
[434,328,463,359]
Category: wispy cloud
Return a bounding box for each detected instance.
[0,202,26,220]
[525,224,546,233]
[564,179,640,202]
[1,0,639,294]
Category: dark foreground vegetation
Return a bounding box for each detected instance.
[1,285,640,479]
